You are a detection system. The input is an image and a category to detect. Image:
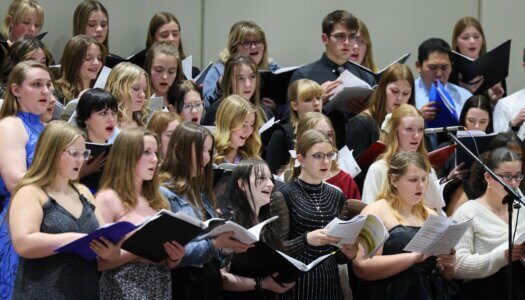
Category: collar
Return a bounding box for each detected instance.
[320,53,349,73]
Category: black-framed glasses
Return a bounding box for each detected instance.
[64,149,91,161]
[310,152,337,162]
[182,102,204,112]
[329,33,357,44]
[239,39,264,48]
[496,173,524,182]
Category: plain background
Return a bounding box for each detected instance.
[1,0,523,94]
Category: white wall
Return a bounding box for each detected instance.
[1,0,523,93]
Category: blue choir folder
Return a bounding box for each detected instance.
[426,81,459,129]
[55,221,137,260]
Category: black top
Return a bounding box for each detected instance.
[12,185,100,300]
[355,225,456,300]
[290,53,376,149]
[264,122,295,174]
[270,179,350,300]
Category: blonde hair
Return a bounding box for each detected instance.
[160,122,216,217]
[219,20,270,69]
[55,35,106,103]
[99,127,169,211]
[382,104,427,163]
[288,79,323,127]
[357,19,377,72]
[0,60,50,119]
[73,0,109,51]
[12,121,84,195]
[292,112,338,173]
[289,129,332,180]
[377,151,430,225]
[451,16,487,56]
[214,95,261,164]
[1,0,44,41]
[368,63,415,126]
[105,62,150,126]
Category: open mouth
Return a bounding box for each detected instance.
[73,167,80,172]
[349,53,359,61]
[191,117,199,123]
[261,190,271,195]
[415,192,422,197]
[148,166,156,172]
[159,82,169,88]
[105,125,114,132]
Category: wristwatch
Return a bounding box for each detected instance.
[509,121,521,131]
[254,277,263,292]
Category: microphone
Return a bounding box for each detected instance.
[424,126,464,134]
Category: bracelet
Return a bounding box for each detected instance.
[509,121,521,131]
[254,277,263,292]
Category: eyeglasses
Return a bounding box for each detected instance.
[182,102,204,112]
[64,149,91,161]
[496,173,524,182]
[310,152,337,162]
[329,33,358,44]
[238,39,264,48]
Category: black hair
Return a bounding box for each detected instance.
[470,147,521,197]
[75,88,118,129]
[417,38,451,63]
[167,80,201,113]
[459,95,493,133]
[322,10,358,35]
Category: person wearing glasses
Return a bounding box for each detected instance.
[0,61,53,298]
[452,147,525,300]
[270,129,358,300]
[289,10,376,149]
[348,19,377,72]
[203,20,279,109]
[202,53,272,126]
[168,80,204,125]
[8,121,121,299]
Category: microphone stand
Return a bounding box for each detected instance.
[446,130,524,300]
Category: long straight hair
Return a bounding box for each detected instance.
[99,127,169,211]
[160,122,216,217]
[73,0,110,51]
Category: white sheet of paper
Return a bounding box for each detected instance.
[182,55,193,80]
[259,117,278,134]
[338,146,361,177]
[94,66,112,89]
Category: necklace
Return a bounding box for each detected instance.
[295,178,323,211]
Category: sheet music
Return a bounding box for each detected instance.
[182,55,193,80]
[338,146,361,177]
[404,215,472,255]
[330,70,372,100]
[276,250,332,272]
[325,215,367,246]
[424,171,446,209]
[94,66,112,89]
[259,117,279,134]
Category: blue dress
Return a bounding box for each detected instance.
[0,112,44,300]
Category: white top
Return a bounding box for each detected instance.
[492,87,525,140]
[452,200,525,280]
[361,158,445,208]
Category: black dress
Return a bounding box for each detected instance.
[270,179,350,300]
[355,225,456,300]
[12,185,100,300]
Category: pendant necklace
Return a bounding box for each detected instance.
[296,178,323,211]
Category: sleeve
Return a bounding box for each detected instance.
[346,175,361,200]
[202,63,224,108]
[265,128,289,174]
[269,191,308,257]
[289,68,306,84]
[345,115,378,158]
[492,100,512,133]
[361,161,386,204]
[453,208,508,280]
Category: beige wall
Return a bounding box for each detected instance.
[1,0,523,93]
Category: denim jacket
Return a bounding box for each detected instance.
[160,186,222,268]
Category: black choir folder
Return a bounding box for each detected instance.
[121,209,277,262]
[259,66,300,106]
[231,241,334,283]
[455,130,497,169]
[348,53,411,82]
[451,39,511,93]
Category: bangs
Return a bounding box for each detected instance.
[14,5,44,24]
[297,81,322,102]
